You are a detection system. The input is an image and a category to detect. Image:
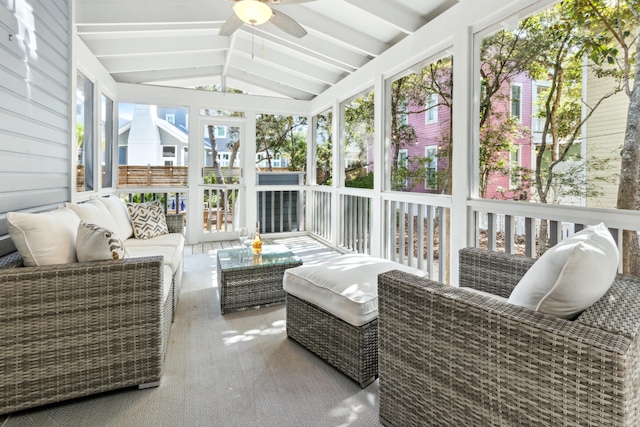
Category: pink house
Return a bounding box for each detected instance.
[404,72,539,199]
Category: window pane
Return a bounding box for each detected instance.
[203,124,240,184]
[76,71,94,192]
[255,114,307,182]
[117,103,188,187]
[388,55,452,194]
[344,90,374,189]
[476,2,624,211]
[101,94,114,188]
[315,109,332,185]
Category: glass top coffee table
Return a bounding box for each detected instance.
[216,244,303,314]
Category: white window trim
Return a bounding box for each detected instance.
[398,148,408,188]
[510,82,523,122]
[509,145,522,189]
[163,145,177,166]
[425,93,438,124]
[531,80,550,134]
[424,145,438,190]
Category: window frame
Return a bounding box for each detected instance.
[425,92,439,124]
[510,82,523,122]
[424,145,439,190]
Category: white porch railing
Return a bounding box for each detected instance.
[256,187,305,233]
[382,192,451,282]
[116,186,640,278]
[202,185,241,234]
[340,192,371,254]
[309,187,332,241]
[469,199,640,272]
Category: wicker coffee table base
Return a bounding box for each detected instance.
[286,293,378,388]
[218,258,302,314]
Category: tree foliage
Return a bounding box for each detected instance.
[255,114,307,172]
[389,56,453,192]
[571,0,640,274]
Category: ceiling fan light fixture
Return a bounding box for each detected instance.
[233,0,273,26]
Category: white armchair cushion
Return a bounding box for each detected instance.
[76,222,128,262]
[508,223,619,319]
[7,207,81,266]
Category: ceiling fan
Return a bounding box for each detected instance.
[219,0,316,39]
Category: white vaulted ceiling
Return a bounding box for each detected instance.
[74,0,460,100]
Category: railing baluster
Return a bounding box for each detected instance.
[389,200,395,260]
[398,202,406,264]
[417,204,425,271]
[427,206,434,279]
[407,203,415,267]
[549,220,561,248]
[487,212,496,252]
[505,215,514,254]
[438,207,446,284]
[525,217,535,258]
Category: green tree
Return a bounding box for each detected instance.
[523,2,620,254]
[344,92,374,188]
[575,0,640,274]
[480,3,621,255]
[255,114,307,172]
[315,111,333,185]
[478,25,543,198]
[389,57,453,193]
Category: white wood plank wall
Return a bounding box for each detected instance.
[0,0,70,255]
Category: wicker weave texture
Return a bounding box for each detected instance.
[286,293,378,388]
[378,247,640,427]
[217,258,302,314]
[165,214,184,235]
[0,255,172,415]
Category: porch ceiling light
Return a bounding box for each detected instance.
[233,0,273,26]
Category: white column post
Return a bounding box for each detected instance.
[370,74,385,257]
[450,26,475,286]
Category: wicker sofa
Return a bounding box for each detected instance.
[378,247,640,427]
[0,207,184,415]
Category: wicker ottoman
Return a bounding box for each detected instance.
[283,254,426,388]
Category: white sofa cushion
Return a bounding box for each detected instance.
[76,222,128,262]
[7,207,81,266]
[284,254,427,326]
[508,223,619,319]
[124,233,184,272]
[94,195,134,239]
[66,200,120,234]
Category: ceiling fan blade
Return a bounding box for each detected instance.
[270,10,307,38]
[219,14,244,36]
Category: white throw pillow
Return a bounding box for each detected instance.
[76,222,128,262]
[7,207,81,266]
[507,223,619,319]
[126,201,169,240]
[66,200,120,234]
[94,195,134,239]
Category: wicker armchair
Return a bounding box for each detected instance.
[378,247,640,427]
